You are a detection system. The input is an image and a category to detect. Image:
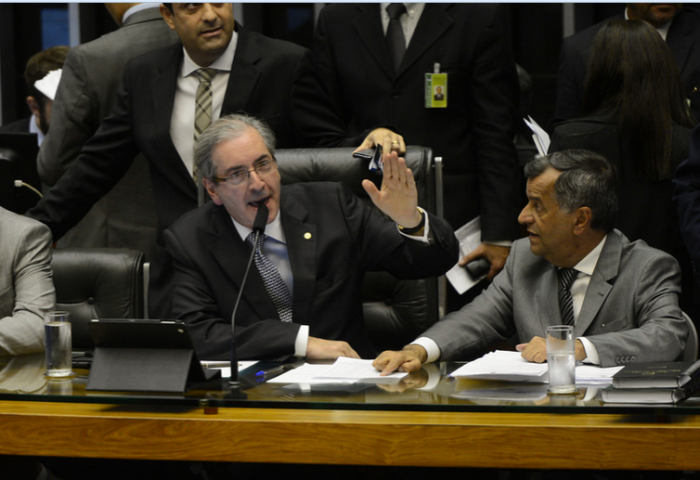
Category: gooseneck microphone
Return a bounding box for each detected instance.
[229,203,269,386]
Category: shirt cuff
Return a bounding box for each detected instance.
[578,336,600,365]
[483,239,513,247]
[397,206,430,243]
[295,325,309,357]
[411,337,441,363]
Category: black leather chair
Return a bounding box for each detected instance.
[275,146,444,352]
[51,248,145,350]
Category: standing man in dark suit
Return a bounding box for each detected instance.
[38,3,178,257]
[554,3,700,125]
[314,3,523,282]
[375,150,688,374]
[27,3,402,318]
[165,114,458,360]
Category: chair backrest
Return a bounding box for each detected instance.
[275,146,441,352]
[683,312,699,362]
[51,248,145,350]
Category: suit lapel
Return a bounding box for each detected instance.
[151,44,198,198]
[352,4,395,81]
[398,4,452,78]
[667,11,694,74]
[280,192,317,324]
[537,266,562,332]
[222,24,261,114]
[575,233,620,336]
[207,205,279,321]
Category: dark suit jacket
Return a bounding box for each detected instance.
[554,8,700,125]
[314,3,522,234]
[0,117,30,133]
[28,23,360,244]
[674,123,700,284]
[37,7,178,258]
[164,182,459,361]
[424,230,687,367]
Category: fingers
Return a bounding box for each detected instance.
[373,348,424,376]
[518,337,548,363]
[353,138,373,155]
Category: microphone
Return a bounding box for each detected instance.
[229,203,269,386]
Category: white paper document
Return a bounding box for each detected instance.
[450,350,624,385]
[446,216,485,295]
[268,357,407,384]
[523,115,550,156]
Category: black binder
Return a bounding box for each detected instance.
[86,319,220,393]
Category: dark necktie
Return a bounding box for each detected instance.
[557,268,578,326]
[386,3,407,73]
[246,233,293,323]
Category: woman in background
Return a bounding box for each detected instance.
[550,19,697,325]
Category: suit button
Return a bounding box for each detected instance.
[392,89,399,98]
[630,356,636,363]
[615,356,621,364]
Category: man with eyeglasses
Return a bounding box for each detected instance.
[164,114,458,361]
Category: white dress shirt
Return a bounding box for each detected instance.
[170,32,238,176]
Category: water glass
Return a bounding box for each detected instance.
[44,311,73,378]
[546,325,576,394]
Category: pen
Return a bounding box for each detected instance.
[255,365,286,378]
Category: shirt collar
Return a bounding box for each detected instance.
[624,8,674,41]
[181,29,237,77]
[29,116,44,146]
[231,210,286,245]
[380,3,425,20]
[572,234,607,276]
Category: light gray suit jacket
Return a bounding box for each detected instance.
[426,230,688,367]
[37,7,178,259]
[0,207,55,355]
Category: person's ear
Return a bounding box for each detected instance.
[160,4,176,30]
[202,178,222,205]
[26,96,40,118]
[572,206,592,235]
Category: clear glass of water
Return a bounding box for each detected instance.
[44,311,74,378]
[546,325,576,394]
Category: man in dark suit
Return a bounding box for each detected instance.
[314,3,522,282]
[37,4,178,257]
[165,114,458,360]
[376,150,687,374]
[26,3,401,318]
[554,3,700,125]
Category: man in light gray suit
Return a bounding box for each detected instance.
[0,207,55,355]
[38,3,178,259]
[375,149,689,373]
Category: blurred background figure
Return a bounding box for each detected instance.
[36,3,178,257]
[0,45,68,145]
[550,19,698,327]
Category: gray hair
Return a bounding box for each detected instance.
[524,149,618,232]
[194,114,277,180]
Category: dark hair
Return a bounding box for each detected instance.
[195,113,276,180]
[582,19,695,181]
[524,149,618,232]
[24,45,69,113]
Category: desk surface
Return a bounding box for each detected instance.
[2,354,700,470]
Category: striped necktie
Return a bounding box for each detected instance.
[557,268,578,325]
[193,68,216,205]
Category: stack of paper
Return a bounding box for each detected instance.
[268,357,407,385]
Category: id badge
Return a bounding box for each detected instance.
[425,72,447,108]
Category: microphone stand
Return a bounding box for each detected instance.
[229,203,269,387]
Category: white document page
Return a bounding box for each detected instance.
[446,216,484,294]
[523,115,550,156]
[268,357,407,384]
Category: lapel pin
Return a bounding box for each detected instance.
[304,232,312,240]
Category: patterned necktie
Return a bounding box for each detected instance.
[386,3,407,73]
[194,68,216,205]
[557,268,578,326]
[246,233,293,323]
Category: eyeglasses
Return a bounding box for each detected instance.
[212,158,277,186]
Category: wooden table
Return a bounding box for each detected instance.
[2,399,700,470]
